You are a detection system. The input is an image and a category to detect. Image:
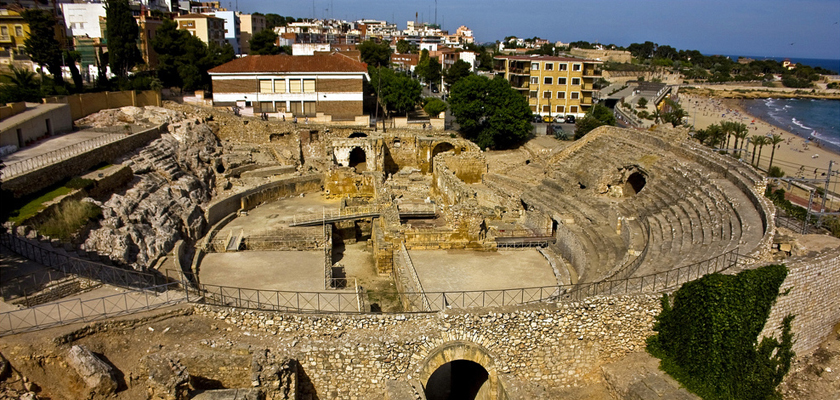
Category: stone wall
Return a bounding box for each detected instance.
[204,174,323,228]
[439,152,485,184]
[324,167,377,198]
[194,294,661,398]
[432,153,478,207]
[760,248,840,354]
[3,124,164,198]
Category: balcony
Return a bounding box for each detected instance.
[583,69,601,78]
[0,34,10,43]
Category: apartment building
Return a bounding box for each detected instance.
[494,55,602,118]
[174,13,226,47]
[208,52,369,120]
[206,10,239,54]
[238,12,265,55]
[0,9,29,64]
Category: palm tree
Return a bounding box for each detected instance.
[708,124,725,148]
[3,65,38,88]
[733,122,749,159]
[721,121,733,151]
[767,134,784,171]
[748,135,763,166]
[756,136,768,169]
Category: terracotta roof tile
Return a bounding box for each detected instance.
[208,53,369,74]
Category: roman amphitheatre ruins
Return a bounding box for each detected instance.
[1,102,839,400]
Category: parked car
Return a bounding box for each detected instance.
[532,115,543,123]
[565,115,576,124]
[542,115,553,123]
[554,115,565,123]
[431,84,439,93]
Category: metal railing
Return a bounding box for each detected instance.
[1,233,167,290]
[291,205,381,226]
[0,282,185,336]
[396,242,432,312]
[1,133,126,179]
[197,283,362,313]
[0,268,80,305]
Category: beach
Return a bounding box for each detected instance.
[681,94,840,179]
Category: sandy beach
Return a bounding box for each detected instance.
[681,94,840,179]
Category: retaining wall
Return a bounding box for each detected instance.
[2,124,165,198]
[204,174,323,228]
[44,90,162,120]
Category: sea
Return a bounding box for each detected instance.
[723,55,840,74]
[740,98,840,155]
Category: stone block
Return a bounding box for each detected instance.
[66,345,118,396]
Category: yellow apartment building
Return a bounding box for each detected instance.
[0,9,31,63]
[494,55,602,118]
[174,13,226,48]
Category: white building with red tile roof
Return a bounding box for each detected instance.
[208,52,370,121]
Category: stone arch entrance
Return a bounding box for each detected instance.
[349,131,368,138]
[430,142,456,172]
[418,341,502,400]
[349,147,367,171]
[426,360,489,400]
[626,171,646,194]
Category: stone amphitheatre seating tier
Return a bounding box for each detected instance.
[515,127,770,283]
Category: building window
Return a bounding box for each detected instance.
[570,106,578,113]
[290,79,302,93]
[259,80,272,94]
[275,102,286,112]
[1,27,8,36]
[303,79,316,93]
[557,92,565,99]
[530,77,538,84]
[303,101,316,116]
[15,26,23,36]
[542,105,550,112]
[531,63,539,70]
[572,78,580,85]
[559,63,567,71]
[571,92,579,99]
[529,91,537,98]
[558,77,567,85]
[543,76,552,85]
[556,105,565,113]
[573,63,581,71]
[543,91,551,99]
[545,63,553,70]
[530,105,536,112]
[274,79,286,93]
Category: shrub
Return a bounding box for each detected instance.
[65,177,95,190]
[35,200,101,241]
[647,264,794,400]
[767,166,785,178]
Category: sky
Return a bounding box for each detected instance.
[233,0,840,60]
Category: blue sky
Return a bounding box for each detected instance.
[234,0,840,60]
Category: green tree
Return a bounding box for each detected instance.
[369,67,421,115]
[748,135,764,166]
[152,18,229,91]
[64,50,84,91]
[249,29,281,55]
[21,9,64,86]
[0,65,42,103]
[449,75,533,149]
[443,59,471,87]
[573,104,616,139]
[359,40,392,68]
[105,0,143,79]
[636,97,648,108]
[661,98,688,127]
[731,122,749,158]
[767,134,784,172]
[396,39,411,54]
[423,97,447,116]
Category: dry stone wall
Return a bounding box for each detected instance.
[195,295,661,398]
[760,248,840,354]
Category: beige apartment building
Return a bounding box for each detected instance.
[174,13,226,47]
[495,55,602,118]
[238,12,265,55]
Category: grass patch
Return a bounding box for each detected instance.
[34,200,101,241]
[7,186,74,225]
